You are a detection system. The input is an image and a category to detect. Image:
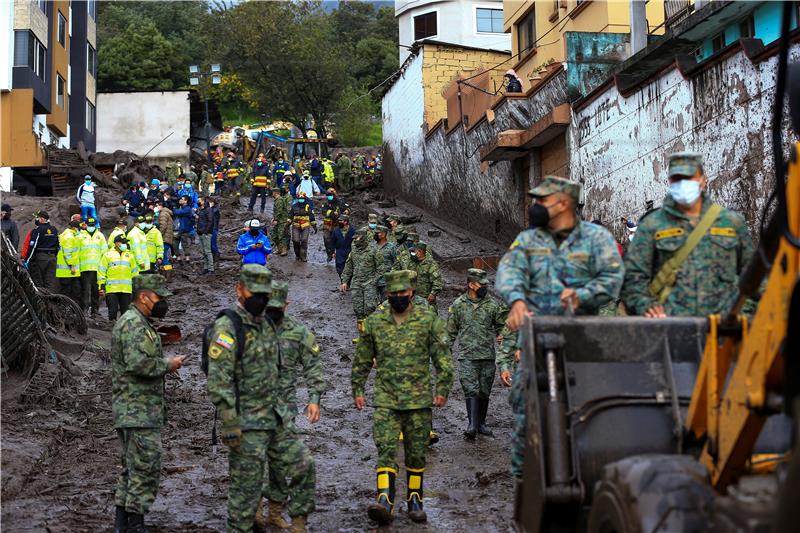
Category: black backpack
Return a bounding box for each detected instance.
[202,309,245,444]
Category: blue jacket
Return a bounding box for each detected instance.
[177,186,199,208]
[332,226,355,267]
[273,161,290,176]
[173,206,195,233]
[237,231,272,265]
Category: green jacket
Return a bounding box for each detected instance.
[342,243,385,288]
[496,325,519,374]
[206,306,281,430]
[622,194,755,316]
[387,224,406,244]
[376,241,397,287]
[111,306,170,428]
[275,315,326,414]
[352,303,453,409]
[336,156,352,176]
[410,254,443,297]
[392,246,414,271]
[273,194,292,222]
[447,294,508,360]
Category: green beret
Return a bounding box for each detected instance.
[467,268,488,284]
[668,151,703,178]
[239,264,272,294]
[133,274,173,297]
[385,270,415,292]
[267,281,289,308]
[529,175,582,203]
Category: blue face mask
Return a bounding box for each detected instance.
[87,226,96,233]
[369,223,377,230]
[84,180,92,186]
[185,183,192,189]
[119,244,128,251]
[326,195,334,201]
[138,223,147,230]
[669,179,702,207]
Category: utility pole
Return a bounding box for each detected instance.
[189,63,222,163]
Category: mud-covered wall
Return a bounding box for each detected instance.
[572,42,800,239]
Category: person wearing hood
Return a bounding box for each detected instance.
[77,175,99,227]
[504,69,523,93]
[296,170,320,205]
[237,219,271,266]
[178,179,199,209]
[78,217,108,316]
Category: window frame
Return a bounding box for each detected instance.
[88,0,96,20]
[516,7,536,55]
[475,6,504,34]
[86,100,95,134]
[87,43,96,77]
[37,0,46,12]
[739,15,755,39]
[57,12,66,47]
[711,32,725,53]
[36,39,46,81]
[57,75,65,108]
[413,10,438,42]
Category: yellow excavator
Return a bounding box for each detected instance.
[515,4,800,531]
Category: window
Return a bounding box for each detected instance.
[37,0,46,12]
[476,8,504,33]
[58,12,66,47]
[517,8,536,54]
[88,0,96,20]
[414,11,437,41]
[13,31,46,81]
[87,44,96,77]
[739,15,755,39]
[57,75,65,108]
[36,39,46,80]
[711,32,725,53]
[86,100,95,134]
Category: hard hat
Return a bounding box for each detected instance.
[249,219,261,228]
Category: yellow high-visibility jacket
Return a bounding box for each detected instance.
[79,229,108,273]
[126,226,151,271]
[98,249,139,294]
[56,228,81,278]
[144,227,164,264]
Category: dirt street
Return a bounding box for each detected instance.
[2,194,515,532]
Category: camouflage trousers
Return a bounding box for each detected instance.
[115,428,161,515]
[228,429,315,532]
[373,408,431,471]
[337,173,353,193]
[351,284,379,320]
[509,366,526,478]
[262,423,316,517]
[459,359,496,399]
[271,220,290,250]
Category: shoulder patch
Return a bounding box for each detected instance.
[311,343,320,353]
[567,252,590,262]
[208,344,223,359]
[525,247,551,256]
[654,228,685,240]
[509,239,521,250]
[710,227,736,237]
[215,333,235,349]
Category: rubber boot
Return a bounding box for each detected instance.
[478,397,493,436]
[126,513,147,533]
[464,398,477,440]
[353,319,364,344]
[406,468,427,523]
[367,467,395,524]
[293,242,301,260]
[254,499,268,531]
[290,514,307,533]
[428,430,439,445]
[300,242,308,262]
[114,505,128,533]
[266,500,291,529]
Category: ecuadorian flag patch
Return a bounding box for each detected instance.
[215,333,235,350]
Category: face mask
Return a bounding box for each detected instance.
[528,203,550,228]
[34,219,41,226]
[265,309,284,323]
[185,184,192,189]
[87,226,96,233]
[299,199,306,204]
[369,223,377,230]
[258,162,263,167]
[243,294,269,316]
[119,244,128,251]
[249,228,260,237]
[85,180,92,186]
[150,299,169,319]
[138,223,147,230]
[669,179,701,207]
[327,195,334,201]
[476,286,488,298]
[388,294,411,313]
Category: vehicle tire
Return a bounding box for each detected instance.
[587,454,714,533]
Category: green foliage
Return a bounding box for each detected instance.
[334,85,379,147]
[97,21,178,91]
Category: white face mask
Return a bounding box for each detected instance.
[669,179,702,207]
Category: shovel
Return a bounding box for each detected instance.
[156,325,183,345]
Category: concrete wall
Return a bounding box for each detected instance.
[97,91,191,161]
[382,48,426,180]
[571,41,800,239]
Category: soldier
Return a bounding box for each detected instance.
[447,268,507,439]
[376,271,431,312]
[622,151,755,317]
[409,242,443,313]
[495,175,624,485]
[206,265,314,533]
[391,230,414,271]
[340,228,385,335]
[352,270,453,525]
[361,213,379,245]
[374,225,396,299]
[78,217,108,316]
[335,153,352,193]
[258,281,325,531]
[386,215,405,244]
[290,192,317,262]
[112,274,185,533]
[354,153,366,188]
[270,187,290,256]
[56,219,82,303]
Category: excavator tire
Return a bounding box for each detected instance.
[587,454,713,533]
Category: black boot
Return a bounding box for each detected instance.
[114,505,128,533]
[406,468,427,523]
[126,513,147,533]
[367,468,395,524]
[464,398,477,440]
[478,397,493,436]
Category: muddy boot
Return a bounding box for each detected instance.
[126,513,147,533]
[367,468,395,524]
[300,243,308,262]
[428,430,439,446]
[253,499,268,531]
[478,398,493,436]
[266,500,291,529]
[406,468,427,523]
[114,505,128,533]
[289,514,307,533]
[293,242,301,260]
[464,398,477,440]
[279,245,288,257]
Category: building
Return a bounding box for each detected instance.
[397,0,511,63]
[0,0,97,192]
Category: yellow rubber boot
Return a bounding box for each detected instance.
[367,467,396,524]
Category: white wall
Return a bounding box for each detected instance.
[0,0,12,91]
[96,91,191,160]
[397,0,510,63]
[382,49,425,173]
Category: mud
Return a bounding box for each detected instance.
[1,193,515,532]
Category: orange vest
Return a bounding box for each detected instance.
[253,175,269,188]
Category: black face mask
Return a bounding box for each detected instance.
[34,219,41,226]
[151,299,169,319]
[475,286,488,298]
[528,203,550,228]
[265,309,284,323]
[396,234,407,244]
[2,213,8,220]
[388,294,411,312]
[374,234,381,242]
[249,228,260,237]
[243,294,269,316]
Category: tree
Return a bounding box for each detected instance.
[334,85,378,147]
[98,21,178,91]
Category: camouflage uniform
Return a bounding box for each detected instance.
[270,188,291,256]
[387,215,405,245]
[375,226,397,297]
[392,237,414,271]
[112,275,173,518]
[409,242,443,313]
[351,270,453,522]
[206,266,314,532]
[342,229,385,323]
[495,176,625,478]
[336,154,352,193]
[360,214,380,248]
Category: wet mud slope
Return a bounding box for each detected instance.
[2,194,515,532]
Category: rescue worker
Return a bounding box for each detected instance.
[391,231,413,271]
[56,219,82,303]
[225,152,243,196]
[99,236,139,320]
[143,214,164,273]
[495,175,624,485]
[23,211,59,290]
[206,265,314,533]
[340,228,385,334]
[259,281,325,531]
[290,192,316,262]
[127,216,151,273]
[361,213,379,245]
[321,158,335,189]
[447,269,507,439]
[196,197,215,274]
[374,225,396,299]
[237,220,271,266]
[332,214,355,278]
[321,188,348,262]
[622,152,755,317]
[1,203,19,250]
[308,154,323,191]
[111,274,184,533]
[335,153,352,193]
[297,170,320,202]
[273,156,291,188]
[76,175,99,226]
[79,217,108,316]
[409,242,443,313]
[249,153,271,213]
[351,270,453,525]
[172,196,195,266]
[386,215,405,245]
[214,162,227,197]
[270,187,291,256]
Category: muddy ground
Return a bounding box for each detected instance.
[1,192,515,532]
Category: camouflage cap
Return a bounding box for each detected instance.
[267,280,289,308]
[467,268,489,284]
[368,213,378,222]
[239,264,272,294]
[271,187,281,193]
[668,151,703,178]
[528,175,582,203]
[133,273,173,297]
[388,214,401,222]
[407,232,420,243]
[375,224,388,233]
[416,241,429,251]
[385,270,415,292]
